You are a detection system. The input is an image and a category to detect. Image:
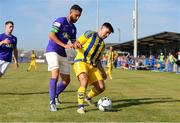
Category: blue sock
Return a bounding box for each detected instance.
[56,81,67,97]
[78,104,84,109]
[86,96,91,100]
[49,78,57,104]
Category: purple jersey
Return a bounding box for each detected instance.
[0,33,17,62]
[46,17,77,57]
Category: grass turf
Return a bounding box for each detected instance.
[0,63,179,122]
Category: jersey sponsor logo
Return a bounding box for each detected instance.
[53,22,61,27]
[13,38,16,42]
[63,33,70,39]
[5,44,13,48]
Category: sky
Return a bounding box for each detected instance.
[0,0,179,50]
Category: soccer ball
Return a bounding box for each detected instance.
[97,97,112,111]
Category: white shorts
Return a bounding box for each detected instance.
[45,52,70,74]
[0,60,10,74]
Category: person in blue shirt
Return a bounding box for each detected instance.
[45,4,82,111]
[0,21,19,77]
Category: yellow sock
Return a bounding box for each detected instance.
[77,86,86,105]
[87,87,101,99]
[108,67,112,79]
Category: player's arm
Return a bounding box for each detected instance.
[173,55,177,62]
[49,21,73,49]
[73,34,87,49]
[12,37,19,69]
[49,32,72,49]
[35,54,37,59]
[13,46,19,69]
[73,31,93,49]
[69,27,82,49]
[73,40,82,49]
[97,60,107,80]
[97,46,107,80]
[0,38,11,46]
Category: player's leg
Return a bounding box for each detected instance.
[55,73,70,104]
[77,72,88,114]
[106,66,109,75]
[86,80,105,106]
[50,69,59,102]
[85,67,105,106]
[48,69,59,111]
[0,62,3,77]
[33,62,37,70]
[45,52,60,111]
[73,62,89,114]
[106,63,112,79]
[0,60,10,77]
[108,64,113,79]
[27,61,33,71]
[55,56,70,104]
[85,67,104,104]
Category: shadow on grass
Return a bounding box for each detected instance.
[86,97,180,113]
[0,90,76,95]
[59,104,99,112]
[58,105,77,110]
[57,97,178,112]
[112,97,180,110]
[0,77,35,80]
[75,97,180,113]
[115,76,146,80]
[0,91,49,95]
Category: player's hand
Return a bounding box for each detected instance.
[14,62,19,70]
[3,38,11,44]
[64,44,73,49]
[73,41,82,49]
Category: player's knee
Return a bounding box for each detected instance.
[78,73,88,81]
[99,86,105,92]
[51,75,59,79]
[98,83,105,92]
[51,70,59,79]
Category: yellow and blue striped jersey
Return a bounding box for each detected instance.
[74,30,105,66]
[106,51,114,64]
[31,54,36,61]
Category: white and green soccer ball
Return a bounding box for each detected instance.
[97,97,112,112]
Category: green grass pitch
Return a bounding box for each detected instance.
[0,63,179,122]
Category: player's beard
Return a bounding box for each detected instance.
[5,28,13,35]
[100,35,107,40]
[70,16,77,23]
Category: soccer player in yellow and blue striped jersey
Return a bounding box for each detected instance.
[106,46,114,79]
[73,22,114,114]
[27,50,37,71]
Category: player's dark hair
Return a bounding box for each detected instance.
[102,22,114,33]
[70,4,83,13]
[5,21,14,25]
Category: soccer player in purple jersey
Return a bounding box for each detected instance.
[0,21,19,77]
[45,4,82,111]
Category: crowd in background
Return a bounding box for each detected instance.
[17,49,180,74]
[101,50,180,74]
